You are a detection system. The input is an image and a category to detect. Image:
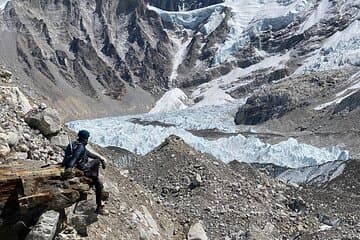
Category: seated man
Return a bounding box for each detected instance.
[62,130,107,215]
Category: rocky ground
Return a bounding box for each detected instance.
[0,67,186,240]
[128,135,360,239]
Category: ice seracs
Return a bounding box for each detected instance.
[67,105,349,168]
[296,20,360,74]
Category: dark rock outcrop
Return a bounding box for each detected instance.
[333,90,360,115]
[235,91,296,125]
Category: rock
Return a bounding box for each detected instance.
[0,68,12,83]
[39,103,47,110]
[16,144,30,152]
[67,201,98,237]
[288,198,306,213]
[235,91,296,125]
[317,214,341,227]
[333,90,360,115]
[25,108,62,137]
[189,174,202,189]
[188,221,208,240]
[0,86,33,113]
[25,210,60,240]
[0,139,10,158]
[51,133,70,148]
[6,132,21,147]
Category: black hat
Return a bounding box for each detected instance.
[78,130,90,140]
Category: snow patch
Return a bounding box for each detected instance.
[192,53,290,107]
[150,88,192,114]
[298,0,331,33]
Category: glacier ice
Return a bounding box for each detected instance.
[147,4,224,30]
[67,103,349,168]
[296,20,360,74]
[0,0,10,10]
[277,160,346,185]
[213,0,314,65]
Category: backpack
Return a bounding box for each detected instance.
[62,141,81,167]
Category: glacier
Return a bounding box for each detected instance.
[277,160,346,185]
[148,0,315,65]
[67,103,349,168]
[296,20,360,74]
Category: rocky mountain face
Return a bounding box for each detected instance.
[0,0,172,120]
[148,0,223,11]
[0,0,359,123]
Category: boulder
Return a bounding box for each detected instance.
[0,136,10,158]
[25,210,60,240]
[51,133,70,148]
[6,132,21,147]
[67,201,98,237]
[188,221,208,240]
[25,108,62,137]
[189,173,203,189]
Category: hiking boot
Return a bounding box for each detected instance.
[101,191,109,201]
[95,205,109,216]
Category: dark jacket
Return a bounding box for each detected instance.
[62,141,99,170]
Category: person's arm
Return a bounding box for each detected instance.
[67,144,85,169]
[86,149,106,169]
[86,149,99,159]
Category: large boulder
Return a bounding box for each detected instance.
[25,107,62,137]
[25,210,60,240]
[235,91,296,125]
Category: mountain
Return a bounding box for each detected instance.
[1,0,358,122]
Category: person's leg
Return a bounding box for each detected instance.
[92,176,103,208]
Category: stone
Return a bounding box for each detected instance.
[189,174,202,189]
[25,210,60,240]
[16,144,30,152]
[67,201,98,237]
[188,221,208,240]
[25,108,62,137]
[0,140,10,158]
[6,132,21,147]
[51,134,70,148]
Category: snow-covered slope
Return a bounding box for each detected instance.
[150,88,192,113]
[297,20,360,74]
[67,104,349,168]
